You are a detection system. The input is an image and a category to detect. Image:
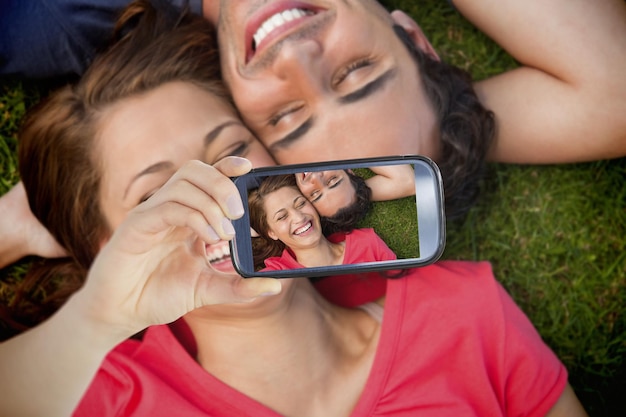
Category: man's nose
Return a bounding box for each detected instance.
[271,38,324,87]
[310,172,324,187]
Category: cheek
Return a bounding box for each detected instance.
[298,183,313,196]
[247,143,276,168]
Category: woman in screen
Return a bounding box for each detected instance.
[248,174,397,271]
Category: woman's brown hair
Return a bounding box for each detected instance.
[247,174,303,270]
[10,0,226,334]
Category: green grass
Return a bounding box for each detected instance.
[380,1,626,414]
[1,1,625,415]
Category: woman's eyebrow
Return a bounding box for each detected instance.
[204,120,241,147]
[124,161,174,199]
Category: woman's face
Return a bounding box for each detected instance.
[96,81,275,272]
[264,186,323,250]
[295,170,355,217]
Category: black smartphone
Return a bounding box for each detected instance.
[229,155,445,278]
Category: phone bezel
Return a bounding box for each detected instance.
[229,155,446,278]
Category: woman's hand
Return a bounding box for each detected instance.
[71,157,282,338]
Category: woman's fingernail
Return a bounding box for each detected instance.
[227,194,244,218]
[222,218,235,236]
[230,156,249,166]
[207,225,220,241]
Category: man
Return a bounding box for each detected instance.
[216,0,626,166]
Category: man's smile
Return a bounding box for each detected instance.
[244,1,326,63]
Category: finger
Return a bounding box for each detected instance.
[149,160,245,220]
[212,156,252,178]
[142,179,237,240]
[117,201,228,251]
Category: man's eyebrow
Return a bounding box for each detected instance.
[338,68,398,105]
[269,69,397,153]
[123,161,173,200]
[269,117,314,153]
[205,120,241,147]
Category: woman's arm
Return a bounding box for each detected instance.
[0,158,282,417]
[545,384,588,417]
[455,0,626,163]
[0,294,128,417]
[365,165,416,201]
[0,182,66,268]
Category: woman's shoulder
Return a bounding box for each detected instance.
[404,260,495,286]
[387,260,499,313]
[263,248,302,270]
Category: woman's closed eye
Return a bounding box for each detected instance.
[310,190,321,203]
[207,139,250,165]
[138,188,161,205]
[295,198,306,209]
[275,209,288,221]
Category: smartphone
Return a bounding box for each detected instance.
[229,155,446,278]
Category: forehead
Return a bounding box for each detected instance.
[96,82,236,159]
[267,185,301,203]
[95,82,240,226]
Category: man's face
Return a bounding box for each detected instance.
[218,0,439,165]
[295,170,355,217]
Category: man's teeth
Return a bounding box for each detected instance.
[208,245,231,263]
[253,9,311,50]
[294,222,312,235]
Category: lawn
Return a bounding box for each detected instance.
[1,0,625,415]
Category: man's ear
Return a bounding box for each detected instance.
[390,10,440,61]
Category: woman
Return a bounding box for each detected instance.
[0,2,585,416]
[249,174,395,270]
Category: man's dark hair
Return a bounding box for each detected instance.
[393,25,495,219]
[320,172,372,235]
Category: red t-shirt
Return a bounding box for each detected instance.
[265,228,395,307]
[74,261,567,416]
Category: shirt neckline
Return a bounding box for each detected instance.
[151,277,405,416]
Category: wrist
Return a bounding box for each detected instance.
[60,290,136,350]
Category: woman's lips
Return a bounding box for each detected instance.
[293,220,313,236]
[205,241,236,273]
